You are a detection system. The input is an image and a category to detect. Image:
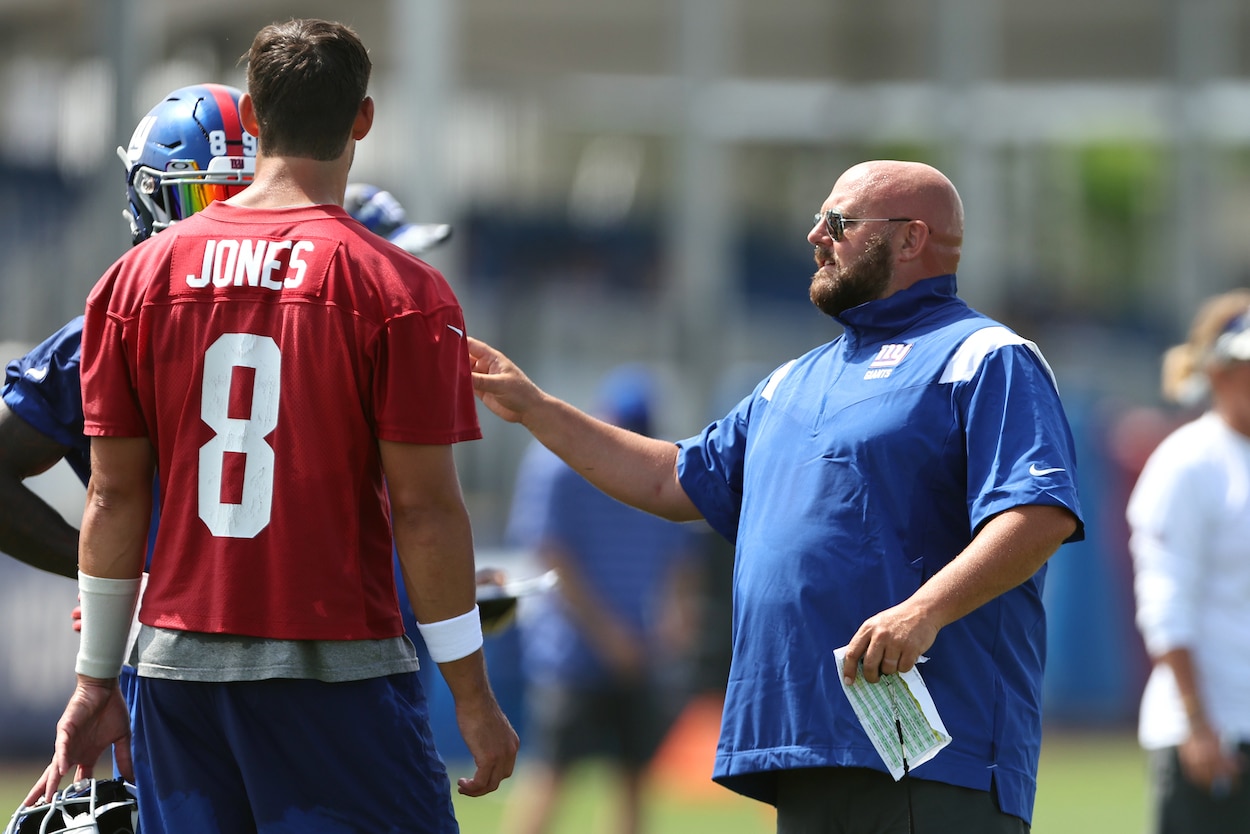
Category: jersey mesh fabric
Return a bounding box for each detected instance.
[82,201,481,641]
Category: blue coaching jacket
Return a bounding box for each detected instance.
[675,275,1084,824]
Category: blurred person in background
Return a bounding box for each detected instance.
[1128,288,1250,834]
[469,159,1084,833]
[501,365,702,834]
[23,18,515,833]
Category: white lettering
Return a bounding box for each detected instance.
[212,239,238,288]
[233,240,268,288]
[262,240,292,290]
[864,368,893,380]
[186,240,214,287]
[286,241,313,288]
[183,239,315,292]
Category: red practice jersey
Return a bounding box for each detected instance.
[81,202,482,640]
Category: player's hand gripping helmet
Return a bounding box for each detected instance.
[119,83,256,244]
[3,779,137,834]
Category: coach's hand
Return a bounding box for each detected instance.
[840,598,938,685]
[467,337,548,426]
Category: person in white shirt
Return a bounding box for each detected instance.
[1128,288,1250,834]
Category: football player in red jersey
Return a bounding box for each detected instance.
[25,19,517,834]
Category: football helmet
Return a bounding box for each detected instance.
[343,183,452,255]
[3,779,137,834]
[119,83,256,244]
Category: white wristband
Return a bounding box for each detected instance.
[75,571,142,680]
[416,605,484,663]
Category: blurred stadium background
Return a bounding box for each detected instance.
[1,1,1248,820]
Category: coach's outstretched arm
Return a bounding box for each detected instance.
[469,337,701,523]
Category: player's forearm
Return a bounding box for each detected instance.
[78,483,152,579]
[394,503,479,624]
[522,393,700,522]
[0,480,79,578]
[80,437,156,578]
[395,508,499,706]
[436,648,498,703]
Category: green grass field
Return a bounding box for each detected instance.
[1033,732,1149,833]
[0,731,1148,833]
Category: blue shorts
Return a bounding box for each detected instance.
[112,666,140,779]
[131,673,457,834]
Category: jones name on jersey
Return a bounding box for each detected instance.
[185,238,317,291]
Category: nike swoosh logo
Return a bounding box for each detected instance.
[446,324,464,337]
[1029,464,1066,476]
[23,366,49,381]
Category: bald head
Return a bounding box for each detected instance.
[832,160,964,280]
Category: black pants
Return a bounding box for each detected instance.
[775,767,1029,834]
[1149,745,1250,834]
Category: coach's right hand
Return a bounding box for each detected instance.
[467,337,548,426]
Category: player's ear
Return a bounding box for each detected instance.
[352,96,374,140]
[239,93,260,137]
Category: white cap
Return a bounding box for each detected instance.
[1211,309,1250,363]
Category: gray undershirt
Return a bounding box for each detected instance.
[132,624,421,683]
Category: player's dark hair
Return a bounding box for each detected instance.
[242,18,371,161]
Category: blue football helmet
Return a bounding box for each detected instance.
[3,779,137,834]
[119,83,256,244]
[343,183,452,256]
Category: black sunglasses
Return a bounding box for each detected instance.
[814,210,913,242]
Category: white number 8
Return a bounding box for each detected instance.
[208,129,229,157]
[208,129,257,158]
[199,333,280,538]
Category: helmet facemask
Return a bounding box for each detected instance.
[3,778,137,834]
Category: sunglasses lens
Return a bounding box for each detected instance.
[814,211,845,241]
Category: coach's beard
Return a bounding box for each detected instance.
[809,234,894,318]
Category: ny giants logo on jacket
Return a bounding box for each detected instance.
[864,343,913,379]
